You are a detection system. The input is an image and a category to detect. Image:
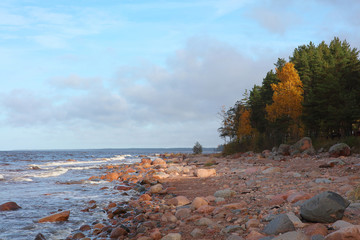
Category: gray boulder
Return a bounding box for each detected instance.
[329,143,351,157]
[300,191,350,223]
[263,214,295,235]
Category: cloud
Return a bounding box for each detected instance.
[0,36,271,148]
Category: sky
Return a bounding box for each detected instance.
[0,0,360,150]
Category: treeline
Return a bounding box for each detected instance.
[218,37,360,153]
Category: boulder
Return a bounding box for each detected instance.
[194,168,216,178]
[277,144,290,156]
[0,201,21,211]
[289,137,316,155]
[329,143,351,157]
[324,225,360,240]
[38,210,70,223]
[300,191,350,223]
[263,214,295,235]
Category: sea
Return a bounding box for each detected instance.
[0,148,215,240]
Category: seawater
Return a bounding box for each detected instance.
[0,148,202,240]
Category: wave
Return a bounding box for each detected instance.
[27,167,69,178]
[11,177,33,182]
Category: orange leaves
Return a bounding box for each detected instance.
[237,109,253,139]
[266,62,304,122]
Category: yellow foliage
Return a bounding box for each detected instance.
[237,109,253,139]
[266,62,304,122]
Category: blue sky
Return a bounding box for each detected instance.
[0,0,359,150]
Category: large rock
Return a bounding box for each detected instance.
[300,191,350,223]
[329,143,351,157]
[38,210,70,223]
[324,225,360,240]
[0,202,21,211]
[289,137,316,155]
[194,168,216,178]
[263,214,295,235]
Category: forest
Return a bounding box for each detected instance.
[218,37,360,154]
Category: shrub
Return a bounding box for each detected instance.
[193,141,203,154]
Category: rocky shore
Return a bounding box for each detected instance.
[2,145,360,240]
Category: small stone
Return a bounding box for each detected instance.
[332,220,354,230]
[191,197,208,210]
[263,214,295,235]
[38,210,70,223]
[152,158,166,165]
[166,196,190,206]
[150,184,163,194]
[245,219,260,229]
[262,167,281,174]
[161,233,181,240]
[226,235,244,240]
[139,193,152,201]
[286,212,306,228]
[190,228,204,238]
[214,189,236,198]
[110,226,128,238]
[311,235,325,240]
[324,225,360,240]
[272,231,310,240]
[194,168,216,178]
[175,208,191,220]
[195,217,216,227]
[73,232,85,239]
[303,223,328,237]
[150,229,162,240]
[34,233,46,240]
[221,225,242,234]
[0,202,21,211]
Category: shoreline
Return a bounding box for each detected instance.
[28,152,360,239]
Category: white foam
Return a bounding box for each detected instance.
[28,167,68,178]
[12,177,33,182]
[0,174,4,180]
